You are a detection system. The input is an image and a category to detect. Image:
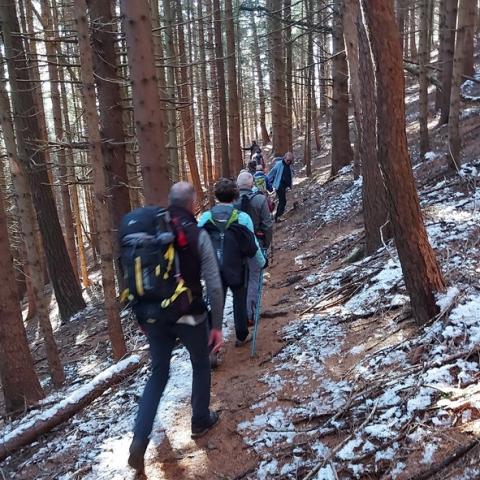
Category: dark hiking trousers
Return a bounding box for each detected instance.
[275,185,287,220]
[223,282,249,341]
[133,319,211,440]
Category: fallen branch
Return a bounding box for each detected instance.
[0,353,147,462]
[409,438,480,480]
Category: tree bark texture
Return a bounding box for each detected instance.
[362,0,446,325]
[225,0,243,174]
[0,1,86,322]
[419,0,430,156]
[212,0,231,176]
[0,173,43,413]
[331,0,354,176]
[267,0,289,156]
[74,0,127,360]
[87,0,131,226]
[120,0,170,205]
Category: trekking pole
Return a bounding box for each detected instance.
[251,268,264,357]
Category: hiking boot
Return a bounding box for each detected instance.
[128,437,149,473]
[235,332,253,347]
[191,411,220,439]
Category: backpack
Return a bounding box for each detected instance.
[239,191,262,221]
[254,174,268,193]
[119,207,192,322]
[203,207,257,287]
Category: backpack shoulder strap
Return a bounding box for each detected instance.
[226,208,239,228]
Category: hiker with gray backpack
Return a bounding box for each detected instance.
[119,182,223,474]
[198,178,266,352]
[235,172,273,333]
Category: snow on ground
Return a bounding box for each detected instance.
[237,165,480,478]
[2,299,234,479]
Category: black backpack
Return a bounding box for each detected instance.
[119,207,192,321]
[203,208,257,287]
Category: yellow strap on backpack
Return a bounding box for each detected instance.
[134,256,144,296]
[160,278,192,309]
[163,244,175,279]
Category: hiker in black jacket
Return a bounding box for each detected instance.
[199,178,266,347]
[128,182,223,474]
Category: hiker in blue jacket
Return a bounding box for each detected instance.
[199,178,266,347]
[267,152,294,222]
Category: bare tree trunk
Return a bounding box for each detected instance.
[74,0,127,360]
[448,0,470,170]
[304,0,313,177]
[440,0,458,124]
[0,57,64,388]
[205,0,221,179]
[284,0,293,150]
[409,2,418,59]
[362,0,446,325]
[267,0,289,156]
[60,74,91,289]
[197,0,213,186]
[462,0,477,77]
[120,0,170,205]
[0,171,43,413]
[162,0,180,182]
[87,0,131,226]
[212,0,230,176]
[0,0,86,322]
[251,14,271,145]
[40,0,79,281]
[419,0,430,156]
[224,0,242,174]
[174,0,203,197]
[331,0,354,176]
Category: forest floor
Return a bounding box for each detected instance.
[1,82,480,479]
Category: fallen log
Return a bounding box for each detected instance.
[0,353,147,462]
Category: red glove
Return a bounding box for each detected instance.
[209,328,224,353]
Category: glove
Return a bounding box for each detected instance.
[209,328,224,353]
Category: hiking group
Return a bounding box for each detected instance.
[119,145,295,474]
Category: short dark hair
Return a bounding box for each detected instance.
[214,178,238,203]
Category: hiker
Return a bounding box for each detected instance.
[123,182,224,474]
[252,148,265,169]
[254,164,273,194]
[267,151,294,223]
[247,159,258,176]
[235,172,273,327]
[198,178,266,347]
[242,139,259,157]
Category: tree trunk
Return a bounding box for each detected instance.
[462,0,477,77]
[0,0,86,322]
[197,0,214,186]
[362,0,446,325]
[87,0,131,226]
[304,0,313,177]
[120,0,170,205]
[224,0,243,174]
[419,0,430,156]
[409,2,418,59]
[267,0,289,156]
[174,0,203,198]
[212,0,230,176]
[0,57,64,388]
[74,0,127,361]
[162,0,180,182]
[251,14,271,145]
[284,0,293,151]
[0,174,43,413]
[435,0,447,111]
[440,0,458,124]
[357,2,391,254]
[331,0,354,176]
[448,0,470,170]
